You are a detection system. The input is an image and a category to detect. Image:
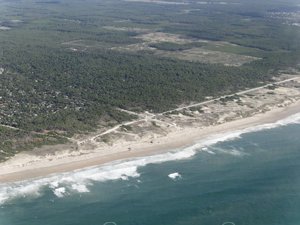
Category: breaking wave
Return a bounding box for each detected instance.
[1,113,300,204]
[168,172,182,180]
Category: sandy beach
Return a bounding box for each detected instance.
[0,98,300,183]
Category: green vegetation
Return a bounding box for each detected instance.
[0,0,300,158]
[121,125,133,131]
[0,127,67,162]
[189,106,203,113]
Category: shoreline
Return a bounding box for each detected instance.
[0,100,300,184]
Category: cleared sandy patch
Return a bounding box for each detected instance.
[158,47,259,66]
[136,32,199,44]
[114,31,260,66]
[103,26,151,33]
[1,74,300,182]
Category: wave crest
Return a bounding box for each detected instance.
[1,113,300,204]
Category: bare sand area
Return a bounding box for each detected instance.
[1,74,300,183]
[1,98,300,183]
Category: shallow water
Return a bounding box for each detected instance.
[1,116,300,225]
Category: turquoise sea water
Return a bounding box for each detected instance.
[0,115,300,225]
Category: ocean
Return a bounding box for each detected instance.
[0,114,300,225]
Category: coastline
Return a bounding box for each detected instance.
[0,99,300,184]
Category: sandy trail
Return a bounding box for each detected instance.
[0,98,300,183]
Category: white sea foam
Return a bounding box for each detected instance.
[212,147,247,157]
[71,184,89,193]
[227,149,245,156]
[0,179,45,204]
[168,172,182,180]
[53,187,66,198]
[1,112,300,204]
